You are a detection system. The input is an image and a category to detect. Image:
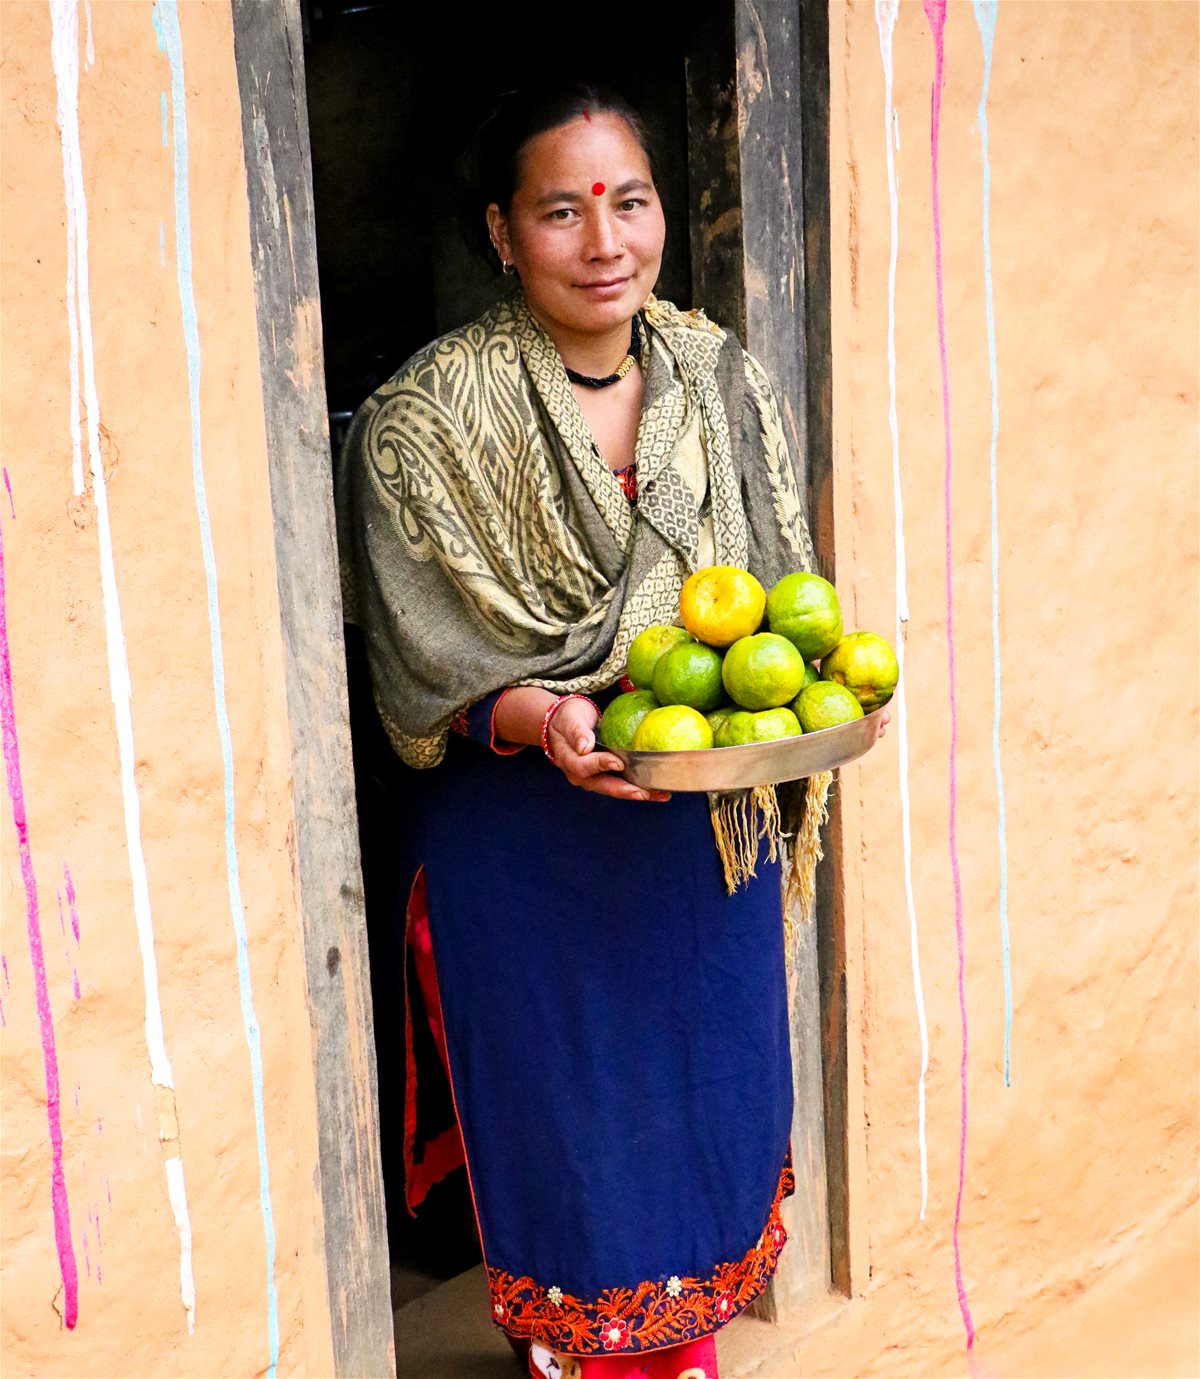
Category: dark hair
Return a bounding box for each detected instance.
[457,82,658,268]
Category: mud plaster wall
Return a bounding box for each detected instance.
[0,3,334,1376]
[809,1,1198,1373]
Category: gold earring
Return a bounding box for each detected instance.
[502,260,516,276]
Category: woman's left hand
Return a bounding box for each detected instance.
[877,708,891,738]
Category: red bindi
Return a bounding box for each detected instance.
[591,182,606,196]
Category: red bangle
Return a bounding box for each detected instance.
[541,694,600,764]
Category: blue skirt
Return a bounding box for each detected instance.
[408,730,794,1356]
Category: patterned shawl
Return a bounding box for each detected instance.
[336,289,828,898]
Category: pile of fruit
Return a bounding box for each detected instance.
[599,566,899,753]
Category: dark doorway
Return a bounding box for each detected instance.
[301,0,710,1310]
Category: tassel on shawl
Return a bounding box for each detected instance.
[710,770,834,950]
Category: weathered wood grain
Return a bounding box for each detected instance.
[687,0,837,1324]
[229,1,394,1373]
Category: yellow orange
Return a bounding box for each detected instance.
[679,566,766,648]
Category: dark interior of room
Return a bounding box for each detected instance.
[302,0,713,1304]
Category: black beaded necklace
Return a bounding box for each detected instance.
[565,313,643,389]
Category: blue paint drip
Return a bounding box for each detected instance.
[973,0,1011,1087]
[161,91,168,147]
[151,1,165,51]
[156,4,280,1368]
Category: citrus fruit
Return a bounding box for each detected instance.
[766,572,844,661]
[820,631,899,711]
[721,633,808,710]
[652,641,725,712]
[598,690,660,749]
[705,704,737,738]
[626,624,694,690]
[632,704,714,752]
[714,707,802,747]
[793,681,864,733]
[679,566,766,647]
[801,662,820,691]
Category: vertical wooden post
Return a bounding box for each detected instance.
[687,0,839,1322]
[229,2,394,1373]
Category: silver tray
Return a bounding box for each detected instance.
[610,707,884,792]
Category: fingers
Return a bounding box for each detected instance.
[571,749,626,778]
[580,774,671,803]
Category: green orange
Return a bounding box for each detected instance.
[598,690,659,749]
[626,624,694,690]
[632,705,714,752]
[793,681,864,733]
[705,704,738,738]
[652,641,726,713]
[714,707,802,747]
[766,572,843,661]
[721,633,808,710]
[820,631,899,711]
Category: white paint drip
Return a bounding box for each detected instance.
[49,0,196,1327]
[876,0,930,1222]
[165,1156,195,1333]
[82,0,94,66]
[50,0,83,494]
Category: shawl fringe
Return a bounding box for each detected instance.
[710,769,834,950]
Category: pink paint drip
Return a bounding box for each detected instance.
[71,966,82,1002]
[83,1231,90,1280]
[57,891,67,935]
[2,953,9,986]
[74,1083,81,1111]
[64,863,80,943]
[0,520,79,1327]
[104,1176,111,1205]
[924,0,975,1349]
[2,469,13,519]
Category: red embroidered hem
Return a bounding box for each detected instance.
[488,1162,795,1355]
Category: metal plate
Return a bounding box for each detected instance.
[610,708,885,792]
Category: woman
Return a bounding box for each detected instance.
[338,84,882,1379]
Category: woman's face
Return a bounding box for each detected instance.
[488,112,666,339]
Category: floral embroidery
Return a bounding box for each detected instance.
[450,707,470,736]
[599,1317,631,1350]
[487,1161,794,1355]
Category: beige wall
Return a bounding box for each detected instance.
[0,2,332,1375]
[1,1,1196,1376]
[812,0,1198,1372]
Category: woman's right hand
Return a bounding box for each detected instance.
[545,697,671,804]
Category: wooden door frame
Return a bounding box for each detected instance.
[228,0,853,1371]
[685,0,858,1313]
[230,3,394,1375]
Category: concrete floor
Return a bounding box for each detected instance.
[391,1265,801,1379]
[393,1200,1200,1378]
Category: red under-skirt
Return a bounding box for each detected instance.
[528,1333,718,1378]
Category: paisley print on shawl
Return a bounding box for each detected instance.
[335,289,813,771]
